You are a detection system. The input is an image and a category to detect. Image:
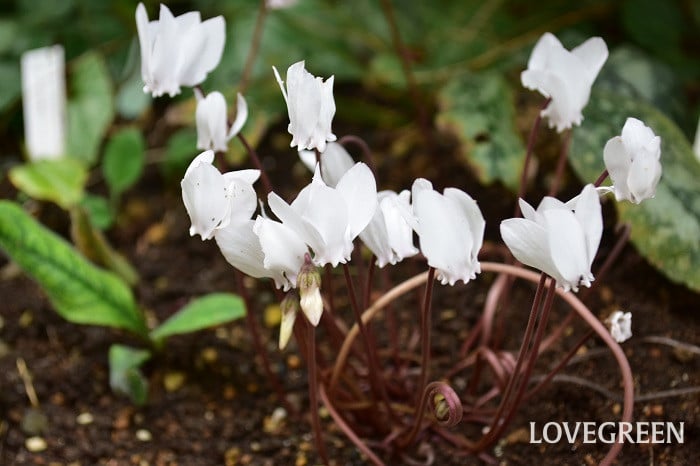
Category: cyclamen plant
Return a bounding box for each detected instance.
[135,3,665,465]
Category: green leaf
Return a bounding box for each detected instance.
[0,61,20,112]
[8,158,87,209]
[81,194,114,230]
[569,90,700,292]
[109,344,151,406]
[436,72,525,190]
[150,293,246,344]
[0,201,148,336]
[161,128,198,179]
[102,127,145,198]
[66,52,114,166]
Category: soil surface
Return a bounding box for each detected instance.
[1,117,699,466]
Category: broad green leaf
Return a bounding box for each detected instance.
[150,293,246,343]
[109,344,151,406]
[0,201,147,336]
[66,52,114,166]
[81,194,114,230]
[436,72,525,190]
[8,158,87,209]
[569,90,700,292]
[102,127,145,198]
[70,206,138,286]
[161,128,198,179]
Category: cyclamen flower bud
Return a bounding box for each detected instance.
[279,291,300,350]
[298,254,323,326]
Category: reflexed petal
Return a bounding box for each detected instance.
[214,219,277,281]
[223,177,258,223]
[500,218,559,281]
[253,217,307,290]
[298,150,317,172]
[572,184,602,266]
[335,162,377,240]
[543,209,590,291]
[628,150,662,203]
[320,142,354,187]
[226,93,248,139]
[603,136,632,201]
[381,191,418,261]
[621,117,656,155]
[195,91,228,151]
[443,188,485,260]
[181,151,230,239]
[135,3,151,85]
[268,191,324,254]
[571,37,608,82]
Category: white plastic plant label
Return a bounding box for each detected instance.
[21,45,67,160]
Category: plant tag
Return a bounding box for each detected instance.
[21,45,67,160]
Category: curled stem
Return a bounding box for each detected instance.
[400,381,464,448]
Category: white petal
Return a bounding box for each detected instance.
[195,91,228,152]
[268,191,325,255]
[135,3,151,88]
[628,149,662,203]
[320,142,354,187]
[543,209,590,291]
[298,150,317,172]
[181,151,230,240]
[443,188,485,262]
[253,217,307,290]
[603,136,632,201]
[500,218,560,281]
[621,117,656,155]
[227,93,248,139]
[215,219,282,283]
[334,162,377,240]
[573,184,603,267]
[571,37,608,83]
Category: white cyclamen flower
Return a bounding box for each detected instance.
[273,61,336,152]
[136,3,225,97]
[181,150,260,240]
[607,310,632,343]
[195,90,248,152]
[603,117,662,204]
[411,179,485,286]
[500,184,603,292]
[360,190,419,268]
[267,162,377,267]
[521,32,608,132]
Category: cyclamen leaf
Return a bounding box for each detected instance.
[109,344,151,406]
[66,52,114,166]
[569,90,700,292]
[436,72,525,191]
[102,127,145,198]
[0,201,148,336]
[8,158,87,209]
[150,293,246,343]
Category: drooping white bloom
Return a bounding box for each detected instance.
[252,216,308,290]
[603,117,662,204]
[299,142,354,187]
[607,310,632,343]
[195,90,248,152]
[410,179,485,285]
[181,150,260,240]
[500,184,603,292]
[267,162,377,267]
[521,32,608,132]
[136,3,225,97]
[360,190,419,267]
[273,61,336,152]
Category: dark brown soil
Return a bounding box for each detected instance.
[1,123,699,466]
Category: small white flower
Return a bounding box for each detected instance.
[521,32,608,132]
[411,179,485,285]
[136,3,225,97]
[500,184,603,292]
[360,190,419,268]
[267,162,377,267]
[195,90,248,153]
[181,150,260,240]
[607,310,632,343]
[603,117,662,204]
[273,61,336,152]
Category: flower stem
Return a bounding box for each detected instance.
[237,133,274,194]
[548,129,571,196]
[238,0,268,95]
[514,97,551,216]
[594,169,609,187]
[416,267,436,404]
[304,319,329,464]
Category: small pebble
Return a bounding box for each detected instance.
[135,429,152,442]
[25,436,47,452]
[264,304,281,328]
[163,371,186,392]
[287,354,301,370]
[76,412,94,425]
[201,347,218,363]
